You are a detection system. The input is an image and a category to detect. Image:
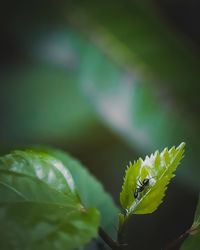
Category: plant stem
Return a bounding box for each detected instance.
[98,227,120,249]
[98,227,128,250]
[163,226,196,250]
[117,219,127,246]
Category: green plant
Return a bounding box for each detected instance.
[0,142,198,250]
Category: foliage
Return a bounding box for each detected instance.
[37,147,119,239]
[1,1,199,249]
[120,142,185,216]
[0,143,198,250]
[0,150,100,250]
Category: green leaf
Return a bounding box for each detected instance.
[39,147,119,239]
[181,195,200,250]
[120,142,185,215]
[0,150,100,250]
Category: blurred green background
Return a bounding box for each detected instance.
[1,0,200,249]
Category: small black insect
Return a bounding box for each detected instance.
[134,176,155,199]
[142,178,150,186]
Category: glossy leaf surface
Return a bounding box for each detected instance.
[120,142,185,215]
[39,147,119,239]
[0,150,100,250]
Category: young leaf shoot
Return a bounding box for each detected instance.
[120,142,185,217]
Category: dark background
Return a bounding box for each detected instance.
[0,1,200,249]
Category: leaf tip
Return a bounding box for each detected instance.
[178,142,186,150]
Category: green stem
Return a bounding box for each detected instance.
[117,220,127,246]
[98,227,120,249]
[98,227,128,250]
[117,213,129,249]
